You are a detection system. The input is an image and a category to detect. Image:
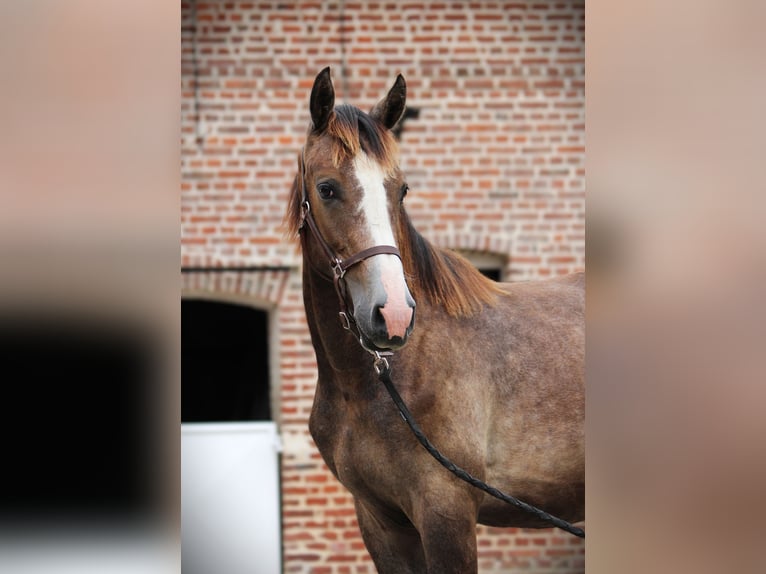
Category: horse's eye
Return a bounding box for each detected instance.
[317,182,335,200]
[400,184,409,202]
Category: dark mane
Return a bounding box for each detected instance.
[397,210,503,317]
[325,104,399,172]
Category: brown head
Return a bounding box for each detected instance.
[288,67,416,352]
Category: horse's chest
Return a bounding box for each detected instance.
[309,397,399,495]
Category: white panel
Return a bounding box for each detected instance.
[182,422,282,574]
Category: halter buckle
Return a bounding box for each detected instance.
[338,311,351,331]
[332,258,345,279]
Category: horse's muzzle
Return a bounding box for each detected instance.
[371,301,415,350]
[345,253,416,351]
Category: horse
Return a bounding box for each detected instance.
[286,67,584,573]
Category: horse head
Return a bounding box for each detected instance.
[296,67,416,352]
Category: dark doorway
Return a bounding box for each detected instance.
[182,300,271,422]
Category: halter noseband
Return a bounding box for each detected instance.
[298,147,402,337]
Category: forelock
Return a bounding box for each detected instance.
[324,105,399,173]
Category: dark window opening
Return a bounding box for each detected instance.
[182,300,270,422]
[477,268,501,282]
[459,251,506,283]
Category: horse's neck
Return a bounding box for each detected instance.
[302,262,375,378]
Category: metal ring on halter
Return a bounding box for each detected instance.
[372,352,391,376]
[299,200,310,230]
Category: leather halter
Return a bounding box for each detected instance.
[298,147,402,333]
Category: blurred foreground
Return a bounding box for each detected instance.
[1,0,765,572]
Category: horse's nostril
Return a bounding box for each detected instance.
[373,306,386,326]
[378,303,413,341]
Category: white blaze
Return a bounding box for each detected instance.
[352,152,396,246]
[352,152,413,339]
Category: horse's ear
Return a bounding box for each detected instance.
[310,66,335,133]
[370,74,407,131]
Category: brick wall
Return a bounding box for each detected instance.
[182,1,585,572]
